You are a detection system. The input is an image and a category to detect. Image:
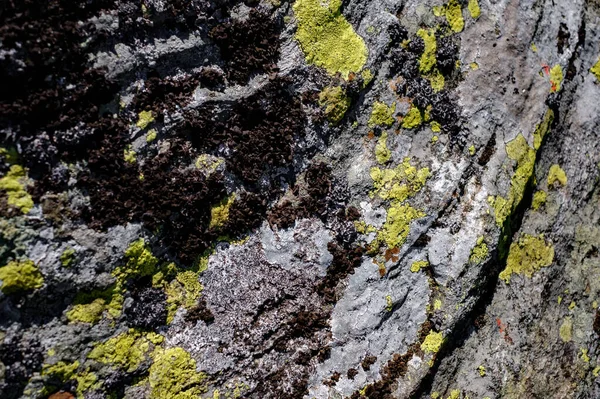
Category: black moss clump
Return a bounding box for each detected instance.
[210,10,282,84]
[124,287,168,329]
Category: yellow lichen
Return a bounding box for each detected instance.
[319,86,351,124]
[532,190,547,210]
[446,0,464,33]
[42,361,99,398]
[124,145,136,164]
[88,330,163,372]
[417,28,437,74]
[468,0,480,19]
[478,365,486,376]
[559,317,572,342]
[498,234,554,283]
[370,158,430,203]
[468,145,476,155]
[293,0,367,78]
[469,62,479,70]
[368,101,396,127]
[146,129,158,143]
[411,260,429,273]
[166,271,203,323]
[0,259,44,294]
[547,164,567,187]
[421,331,444,354]
[66,298,106,324]
[446,390,460,399]
[430,121,442,132]
[136,110,154,129]
[385,295,393,312]
[148,347,208,399]
[375,132,391,164]
[0,165,34,214]
[530,43,538,52]
[402,105,422,129]
[427,68,445,92]
[433,299,442,310]
[550,64,563,92]
[591,58,600,81]
[533,109,554,150]
[469,236,488,264]
[377,203,425,249]
[209,195,235,230]
[362,69,373,87]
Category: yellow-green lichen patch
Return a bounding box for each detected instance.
[559,317,572,342]
[377,203,425,249]
[549,64,563,92]
[478,365,486,376]
[533,109,554,150]
[209,195,235,230]
[591,58,600,81]
[417,28,437,74]
[468,0,481,18]
[370,158,431,202]
[0,147,18,164]
[124,145,136,164]
[375,132,391,164]
[114,238,160,283]
[66,298,106,324]
[146,129,158,143]
[468,145,476,156]
[431,135,439,144]
[362,69,373,87]
[0,165,34,214]
[166,271,204,323]
[530,43,538,52]
[60,248,76,267]
[492,134,536,227]
[148,347,208,399]
[292,0,367,78]
[368,101,396,128]
[547,164,567,187]
[446,0,465,33]
[421,331,444,354]
[430,121,441,133]
[469,236,488,264]
[195,154,224,175]
[385,295,393,312]
[402,105,422,129]
[42,361,99,398]
[319,86,351,124]
[446,390,460,399]
[88,330,163,372]
[427,68,445,92]
[498,234,554,283]
[410,260,429,273]
[532,190,547,210]
[0,259,44,294]
[136,110,155,129]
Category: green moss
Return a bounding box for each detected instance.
[293,0,367,78]
[66,298,106,324]
[377,203,425,249]
[492,134,536,226]
[136,110,155,129]
[533,109,554,150]
[430,121,441,132]
[148,347,208,399]
[469,236,488,264]
[559,317,572,342]
[549,64,563,92]
[468,0,481,18]
[410,260,429,273]
[0,165,34,214]
[402,105,422,129]
[498,234,554,283]
[368,101,396,127]
[88,330,163,372]
[146,129,158,143]
[124,145,136,164]
[319,86,351,124]
[591,58,600,81]
[446,0,464,33]
[60,248,76,268]
[166,271,203,323]
[547,164,567,187]
[370,158,430,202]
[532,190,547,210]
[427,68,445,92]
[209,195,235,230]
[417,28,437,74]
[375,132,391,164]
[0,259,44,294]
[421,331,444,354]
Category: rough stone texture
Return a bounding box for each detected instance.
[1,0,600,398]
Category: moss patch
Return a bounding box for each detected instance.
[421,331,444,353]
[148,347,208,399]
[469,236,488,264]
[0,165,34,214]
[446,0,465,33]
[319,86,351,124]
[417,28,437,74]
[499,234,554,283]
[402,105,422,129]
[0,259,44,294]
[368,101,396,127]
[136,110,155,129]
[375,132,391,164]
[293,0,367,78]
[468,0,481,18]
[547,164,567,187]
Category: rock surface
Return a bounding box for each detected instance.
[1,0,600,398]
